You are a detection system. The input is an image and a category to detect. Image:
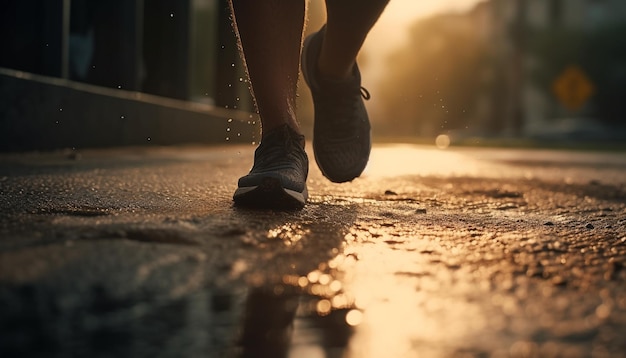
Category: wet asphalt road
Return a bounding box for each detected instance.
[0,144,625,358]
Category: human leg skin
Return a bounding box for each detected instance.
[229,0,306,137]
[318,0,390,80]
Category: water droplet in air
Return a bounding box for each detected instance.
[117,85,122,89]
[226,128,231,132]
[120,115,125,119]
[147,137,151,141]
[225,137,230,141]
[227,118,233,123]
[231,63,235,67]
[170,13,174,18]
[59,108,63,112]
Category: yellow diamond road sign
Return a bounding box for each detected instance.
[552,65,595,111]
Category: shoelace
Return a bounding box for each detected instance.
[317,83,371,137]
[360,86,371,100]
[253,127,305,171]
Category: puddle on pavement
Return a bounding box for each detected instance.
[1,202,363,358]
[0,284,356,358]
[0,197,473,358]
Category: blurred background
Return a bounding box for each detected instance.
[362,0,626,146]
[1,0,625,151]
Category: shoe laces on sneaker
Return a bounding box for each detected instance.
[253,126,306,173]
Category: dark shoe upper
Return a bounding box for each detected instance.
[237,124,308,194]
[302,27,372,183]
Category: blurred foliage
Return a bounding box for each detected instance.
[528,23,626,124]
[377,13,493,137]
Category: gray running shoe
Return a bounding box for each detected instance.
[301,27,371,183]
[233,125,308,209]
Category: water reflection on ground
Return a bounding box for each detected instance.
[0,284,354,358]
[240,287,354,358]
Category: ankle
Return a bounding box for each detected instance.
[262,123,303,141]
[316,58,355,82]
[259,109,302,139]
[317,67,353,82]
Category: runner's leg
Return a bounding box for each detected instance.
[318,0,389,80]
[229,0,306,137]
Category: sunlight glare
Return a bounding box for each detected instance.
[364,144,482,178]
[342,235,489,357]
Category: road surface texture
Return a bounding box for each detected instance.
[1,144,625,358]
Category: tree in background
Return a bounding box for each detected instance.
[375,10,493,138]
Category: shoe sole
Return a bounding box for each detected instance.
[233,177,307,210]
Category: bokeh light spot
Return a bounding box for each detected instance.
[435,134,450,149]
[346,309,364,326]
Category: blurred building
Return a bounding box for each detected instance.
[1,0,251,107]
[0,0,255,150]
[487,0,626,138]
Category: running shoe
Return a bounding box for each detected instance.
[301,26,371,183]
[233,124,308,209]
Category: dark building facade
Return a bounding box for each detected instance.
[1,0,249,108]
